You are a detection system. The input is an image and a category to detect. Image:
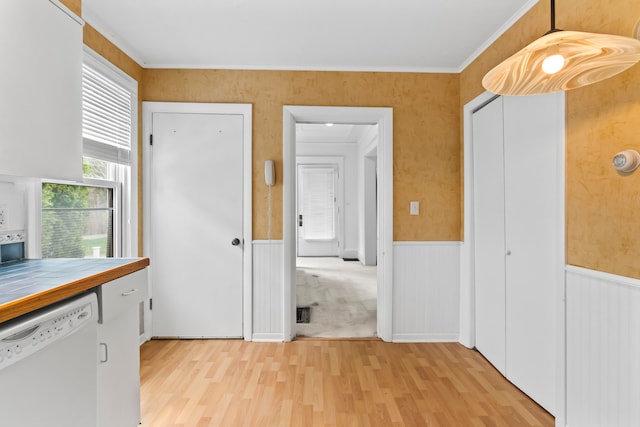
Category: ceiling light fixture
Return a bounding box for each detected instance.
[482,0,640,96]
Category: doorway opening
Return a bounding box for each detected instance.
[283,106,393,342]
[295,124,378,338]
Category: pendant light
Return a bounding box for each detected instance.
[482,0,640,96]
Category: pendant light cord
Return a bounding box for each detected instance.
[545,0,561,34]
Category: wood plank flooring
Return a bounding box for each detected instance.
[140,339,554,426]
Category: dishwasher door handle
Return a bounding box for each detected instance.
[99,342,108,363]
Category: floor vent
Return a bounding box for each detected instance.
[296,307,311,324]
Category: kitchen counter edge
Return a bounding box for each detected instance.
[0,257,150,323]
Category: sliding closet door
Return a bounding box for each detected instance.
[472,97,506,375]
[472,92,563,415]
[503,93,562,414]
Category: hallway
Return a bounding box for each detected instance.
[296,257,377,338]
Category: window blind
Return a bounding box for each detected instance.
[82,63,132,153]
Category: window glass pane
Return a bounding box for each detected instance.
[83,157,109,180]
[41,183,114,258]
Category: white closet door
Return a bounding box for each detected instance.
[472,97,507,375]
[503,94,561,414]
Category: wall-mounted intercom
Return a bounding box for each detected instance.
[265,160,275,186]
[612,149,640,173]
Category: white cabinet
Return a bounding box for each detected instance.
[97,268,148,427]
[472,93,564,415]
[0,0,83,181]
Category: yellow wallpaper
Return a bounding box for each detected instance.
[143,70,461,241]
[460,0,640,279]
[60,0,81,17]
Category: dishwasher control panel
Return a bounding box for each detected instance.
[0,294,96,371]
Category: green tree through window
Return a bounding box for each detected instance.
[42,178,113,258]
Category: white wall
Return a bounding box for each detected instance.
[0,178,27,232]
[0,176,38,256]
[251,240,462,342]
[392,242,460,342]
[297,142,359,258]
[251,240,284,341]
[357,126,378,266]
[565,266,640,427]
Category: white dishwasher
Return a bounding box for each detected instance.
[0,293,98,427]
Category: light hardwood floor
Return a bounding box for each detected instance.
[140,339,554,426]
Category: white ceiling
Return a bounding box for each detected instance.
[82,0,538,72]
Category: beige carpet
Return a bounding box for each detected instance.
[295,257,377,338]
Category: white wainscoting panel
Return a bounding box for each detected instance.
[392,242,460,342]
[252,241,284,342]
[566,266,640,427]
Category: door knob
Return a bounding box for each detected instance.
[506,250,512,256]
[232,238,241,246]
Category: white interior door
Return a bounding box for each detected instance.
[503,94,560,414]
[297,163,340,257]
[472,96,507,375]
[150,112,243,338]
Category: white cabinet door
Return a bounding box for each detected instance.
[97,306,140,427]
[97,269,148,427]
[0,0,82,181]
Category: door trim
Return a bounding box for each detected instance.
[283,106,393,342]
[142,102,253,341]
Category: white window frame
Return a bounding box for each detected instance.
[39,178,120,257]
[81,45,138,257]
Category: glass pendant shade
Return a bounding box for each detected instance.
[482,30,640,96]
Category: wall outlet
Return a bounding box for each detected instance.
[410,201,419,215]
[0,205,7,228]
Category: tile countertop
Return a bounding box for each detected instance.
[0,258,150,323]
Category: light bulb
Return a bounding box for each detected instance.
[542,53,565,74]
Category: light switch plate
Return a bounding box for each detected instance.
[410,201,419,215]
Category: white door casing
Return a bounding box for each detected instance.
[143,102,252,340]
[283,106,393,342]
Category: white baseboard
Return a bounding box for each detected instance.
[392,333,459,343]
[251,333,286,342]
[341,249,358,259]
